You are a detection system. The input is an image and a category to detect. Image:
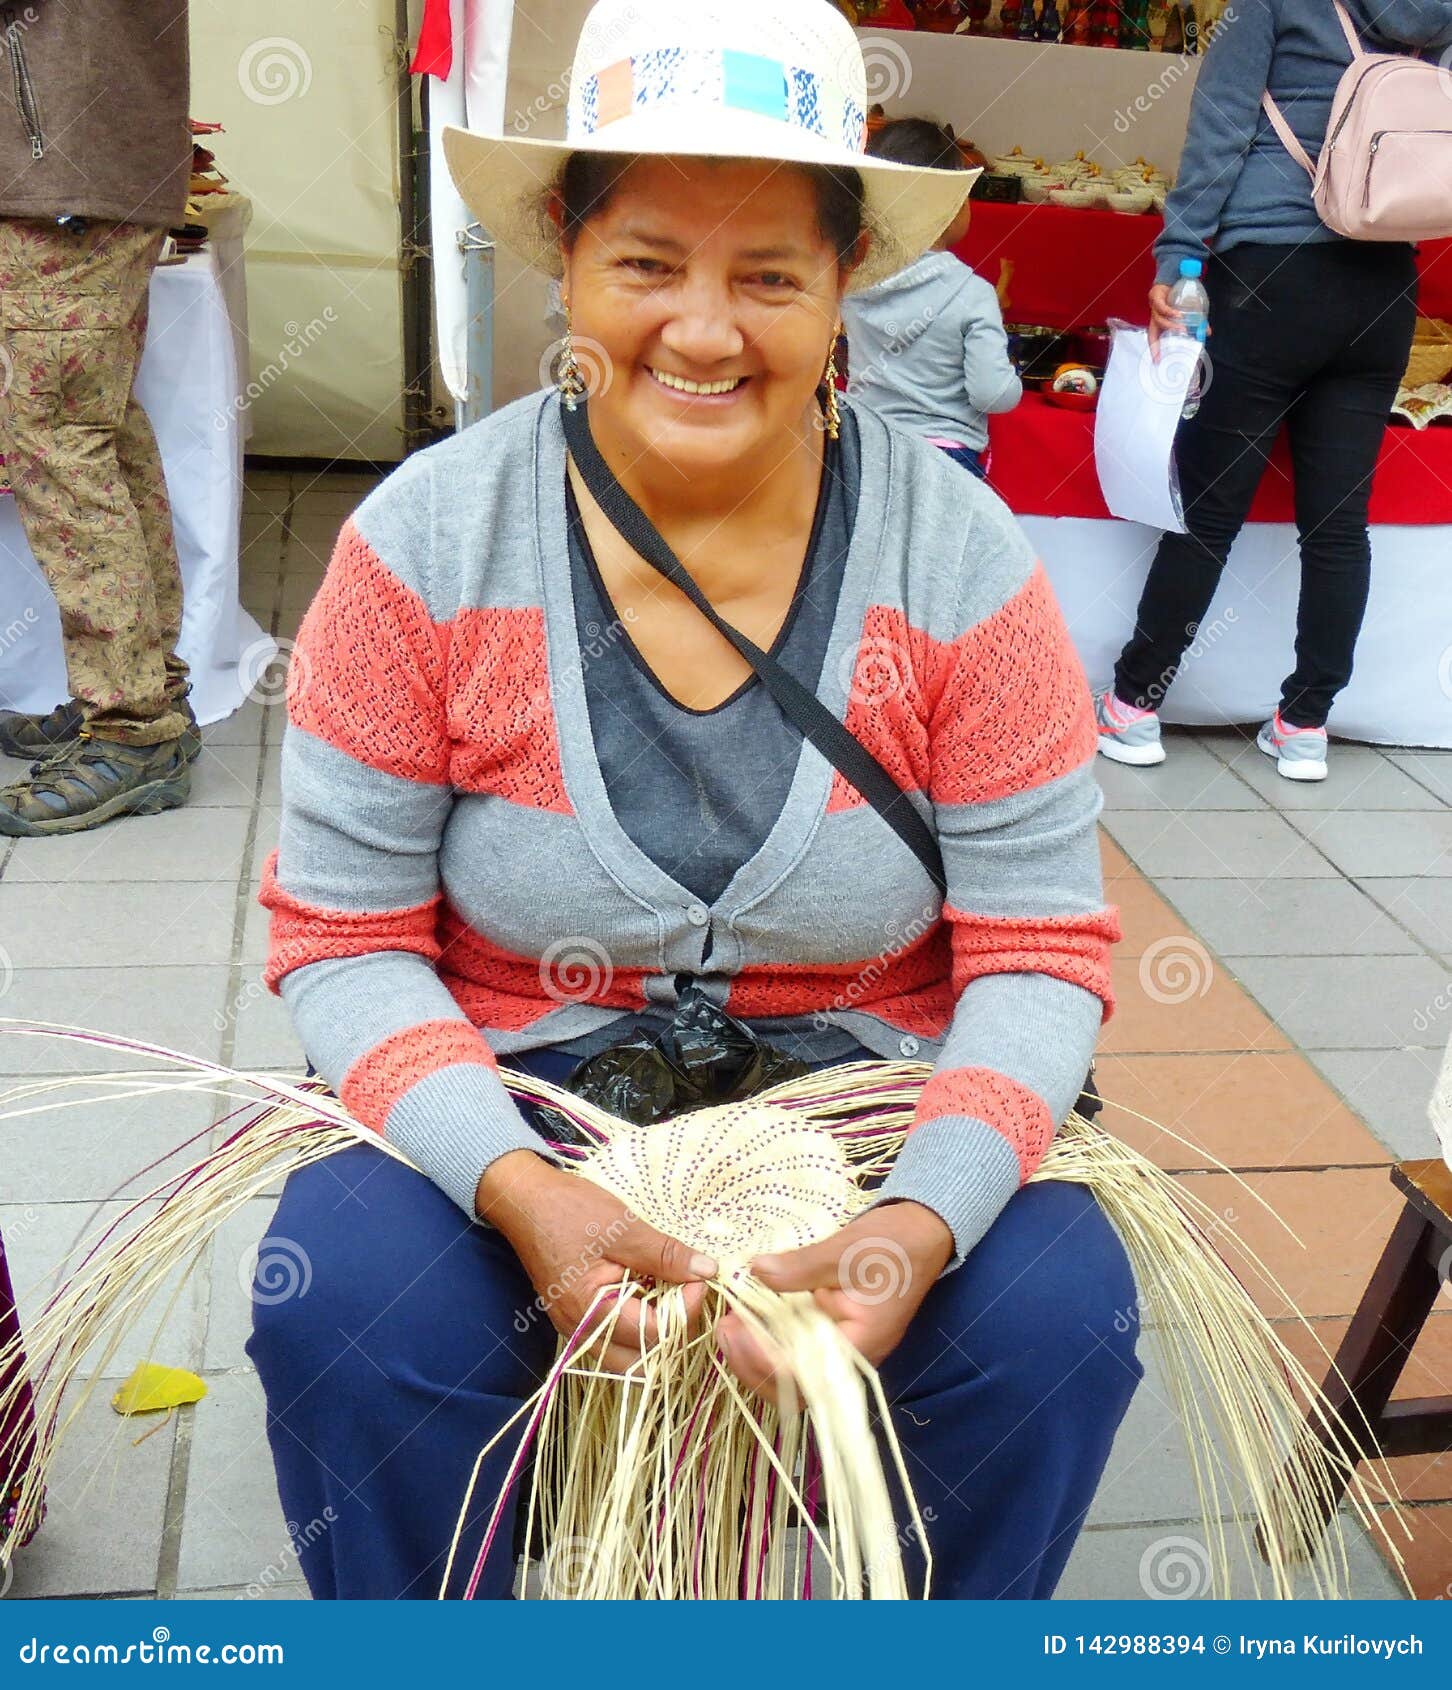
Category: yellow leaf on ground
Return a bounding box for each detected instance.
[111,1363,208,1416]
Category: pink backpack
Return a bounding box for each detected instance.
[1261,0,1452,242]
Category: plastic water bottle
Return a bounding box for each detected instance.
[1166,256,1209,418]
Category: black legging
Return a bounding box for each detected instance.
[1114,239,1419,728]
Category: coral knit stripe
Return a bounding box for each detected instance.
[446,606,573,813]
[340,1019,498,1134]
[915,1066,1056,1180]
[436,906,650,1020]
[944,904,1121,1018]
[289,522,451,784]
[258,850,442,993]
[827,565,1095,813]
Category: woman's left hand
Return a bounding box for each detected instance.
[716,1201,955,1396]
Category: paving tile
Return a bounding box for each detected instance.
[1275,1312,1452,1505]
[1102,812,1337,881]
[1308,1049,1444,1163]
[0,966,230,1073]
[1288,811,1452,878]
[1108,874,1193,959]
[1380,1502,1452,1599]
[175,1371,295,1593]
[1100,829,1134,881]
[1210,741,1445,812]
[1154,877,1419,959]
[1087,1347,1243,1530]
[199,699,267,746]
[1095,737,1266,813]
[0,1073,217,1202]
[0,1197,203,1376]
[5,1382,175,1597]
[204,1198,281,1372]
[1097,1052,1388,1173]
[1385,751,1452,807]
[1100,952,1289,1056]
[1170,1167,1404,1322]
[0,881,236,970]
[175,1581,311,1599]
[1055,1514,1405,1600]
[1224,954,1452,1051]
[1363,878,1452,957]
[229,966,305,1070]
[5,807,253,885]
[189,741,265,807]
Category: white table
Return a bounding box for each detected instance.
[1027,516,1452,751]
[0,228,273,729]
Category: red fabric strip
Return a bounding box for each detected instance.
[410,0,453,78]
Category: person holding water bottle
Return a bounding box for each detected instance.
[1095,0,1452,782]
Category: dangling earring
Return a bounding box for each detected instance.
[821,323,843,441]
[557,300,588,410]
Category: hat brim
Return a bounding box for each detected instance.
[441,117,978,292]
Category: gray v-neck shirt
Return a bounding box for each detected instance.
[566,412,860,910]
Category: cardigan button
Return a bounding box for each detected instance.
[898,1035,921,1057]
[686,903,709,927]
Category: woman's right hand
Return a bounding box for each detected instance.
[476,1150,717,1373]
[1147,283,1183,358]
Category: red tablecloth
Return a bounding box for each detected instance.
[953,200,1452,329]
[988,392,1452,526]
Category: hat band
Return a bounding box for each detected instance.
[575,47,866,154]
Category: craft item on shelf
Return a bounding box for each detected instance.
[914,0,966,30]
[1391,382,1452,428]
[1403,317,1452,389]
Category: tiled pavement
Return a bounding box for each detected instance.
[0,466,1449,1601]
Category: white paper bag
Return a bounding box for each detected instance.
[1093,324,1204,534]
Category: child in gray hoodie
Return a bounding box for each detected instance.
[841,119,1021,478]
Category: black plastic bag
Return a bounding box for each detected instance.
[530,985,810,1143]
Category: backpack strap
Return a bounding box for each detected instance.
[1260,90,1317,178]
[1261,0,1365,181]
[1332,0,1366,60]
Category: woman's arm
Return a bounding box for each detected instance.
[259,491,550,1216]
[1153,0,1277,284]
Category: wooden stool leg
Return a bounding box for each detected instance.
[1277,1201,1442,1538]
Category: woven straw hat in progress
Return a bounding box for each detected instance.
[440,0,978,292]
[0,1023,1420,1601]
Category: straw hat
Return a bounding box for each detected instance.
[441,0,978,292]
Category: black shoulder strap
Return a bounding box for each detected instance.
[560,399,947,898]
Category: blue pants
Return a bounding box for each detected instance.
[936,442,987,479]
[248,1048,1142,1599]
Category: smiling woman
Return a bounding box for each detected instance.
[246,0,1137,1601]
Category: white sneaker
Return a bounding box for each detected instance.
[1094,689,1166,767]
[1256,712,1329,782]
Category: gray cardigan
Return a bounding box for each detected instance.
[1155,0,1452,282]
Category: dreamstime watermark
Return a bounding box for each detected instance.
[811,902,938,1032]
[838,1235,912,1305]
[1128,606,1239,711]
[238,37,313,106]
[856,36,912,103]
[239,1235,313,1306]
[1437,643,1452,704]
[1139,1532,1211,1598]
[216,311,338,431]
[0,942,13,1001]
[837,630,914,710]
[1114,0,1235,129]
[0,605,38,658]
[1412,978,1452,1038]
[540,334,614,401]
[539,935,614,1004]
[1138,335,1214,410]
[240,1509,336,1599]
[238,635,305,709]
[539,1534,612,1598]
[1138,935,1214,1005]
[513,1214,634,1334]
